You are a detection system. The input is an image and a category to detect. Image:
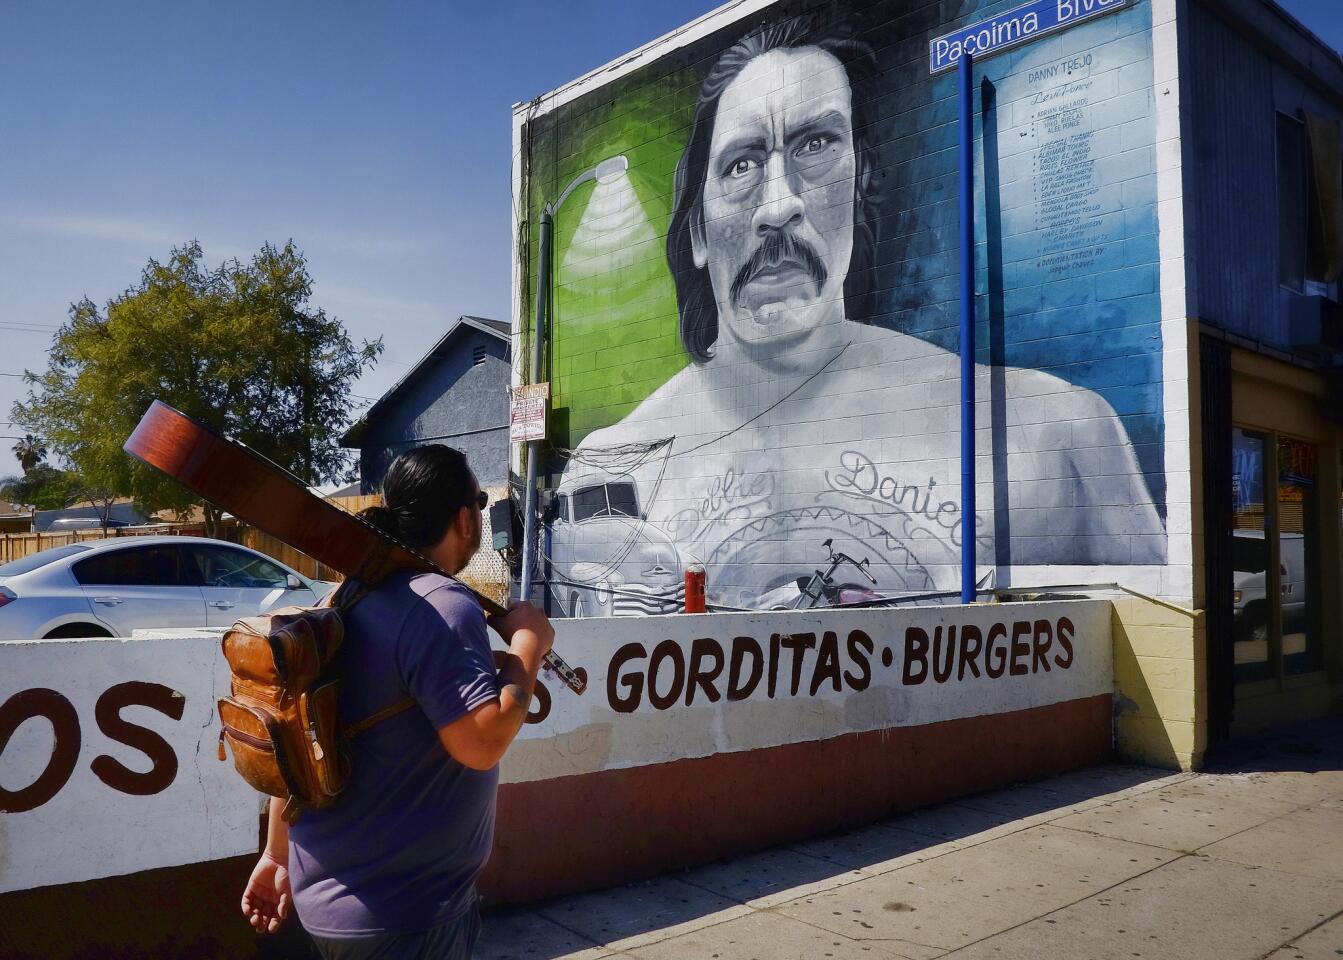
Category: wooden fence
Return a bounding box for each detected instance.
[0,528,139,565]
[0,491,510,604]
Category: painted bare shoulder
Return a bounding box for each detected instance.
[999,363,1166,551]
[580,365,707,447]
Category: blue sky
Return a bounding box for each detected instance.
[0,0,1339,480]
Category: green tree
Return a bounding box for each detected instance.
[12,241,381,536]
[0,464,81,511]
[11,434,47,474]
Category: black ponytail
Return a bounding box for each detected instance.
[359,504,401,537]
[358,445,476,550]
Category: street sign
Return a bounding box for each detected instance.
[510,383,550,443]
[929,0,1131,74]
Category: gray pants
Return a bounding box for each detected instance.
[310,903,481,960]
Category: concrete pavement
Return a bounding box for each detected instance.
[478,717,1343,960]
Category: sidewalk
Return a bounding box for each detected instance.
[478,717,1343,960]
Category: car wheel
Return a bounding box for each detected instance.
[1240,602,1268,644]
[43,623,114,639]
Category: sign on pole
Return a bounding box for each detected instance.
[929,0,1130,73]
[510,383,550,443]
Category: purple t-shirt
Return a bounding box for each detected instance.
[289,572,500,937]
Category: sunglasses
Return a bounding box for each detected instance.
[473,491,489,510]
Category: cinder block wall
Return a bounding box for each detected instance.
[515,0,1189,613]
[1112,592,1207,769]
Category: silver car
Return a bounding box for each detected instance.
[0,536,328,640]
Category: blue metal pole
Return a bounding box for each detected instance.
[958,52,976,605]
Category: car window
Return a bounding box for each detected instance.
[1232,535,1267,574]
[572,483,639,522]
[0,544,92,577]
[74,546,192,587]
[607,483,639,518]
[191,546,290,589]
[573,486,608,522]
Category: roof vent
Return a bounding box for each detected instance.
[473,346,487,366]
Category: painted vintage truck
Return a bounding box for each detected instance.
[545,477,685,617]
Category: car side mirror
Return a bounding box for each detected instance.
[286,574,304,591]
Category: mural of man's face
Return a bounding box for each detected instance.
[692,47,856,358]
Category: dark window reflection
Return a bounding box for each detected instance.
[1232,428,1271,683]
[1278,437,1320,675]
[74,546,190,587]
[573,486,608,522]
[570,482,640,522]
[1230,535,1266,574]
[606,483,640,518]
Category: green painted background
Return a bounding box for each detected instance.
[520,66,699,450]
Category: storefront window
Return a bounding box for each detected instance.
[1278,437,1320,675]
[1232,428,1271,683]
[1230,429,1325,685]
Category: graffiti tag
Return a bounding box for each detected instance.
[665,468,775,543]
[824,450,988,548]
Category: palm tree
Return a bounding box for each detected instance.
[12,435,47,474]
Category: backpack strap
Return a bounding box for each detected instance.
[322,578,369,612]
[281,795,305,824]
[327,576,419,739]
[343,696,417,739]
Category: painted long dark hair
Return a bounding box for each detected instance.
[360,444,475,550]
[667,15,881,364]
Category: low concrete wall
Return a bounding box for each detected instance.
[0,634,268,960]
[0,599,1113,956]
[1111,593,1207,770]
[487,600,1113,901]
[0,635,260,892]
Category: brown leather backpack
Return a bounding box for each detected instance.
[216,582,414,822]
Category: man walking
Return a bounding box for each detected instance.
[240,445,554,959]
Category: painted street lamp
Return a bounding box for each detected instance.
[519,154,629,603]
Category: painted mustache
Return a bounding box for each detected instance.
[730,231,827,306]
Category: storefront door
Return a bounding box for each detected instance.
[1230,430,1324,686]
[1217,349,1342,735]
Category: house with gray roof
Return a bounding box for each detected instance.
[341,316,512,493]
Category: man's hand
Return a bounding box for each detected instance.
[241,852,291,935]
[488,601,555,660]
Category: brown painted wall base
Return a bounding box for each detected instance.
[0,854,317,960]
[0,694,1110,959]
[481,693,1113,904]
